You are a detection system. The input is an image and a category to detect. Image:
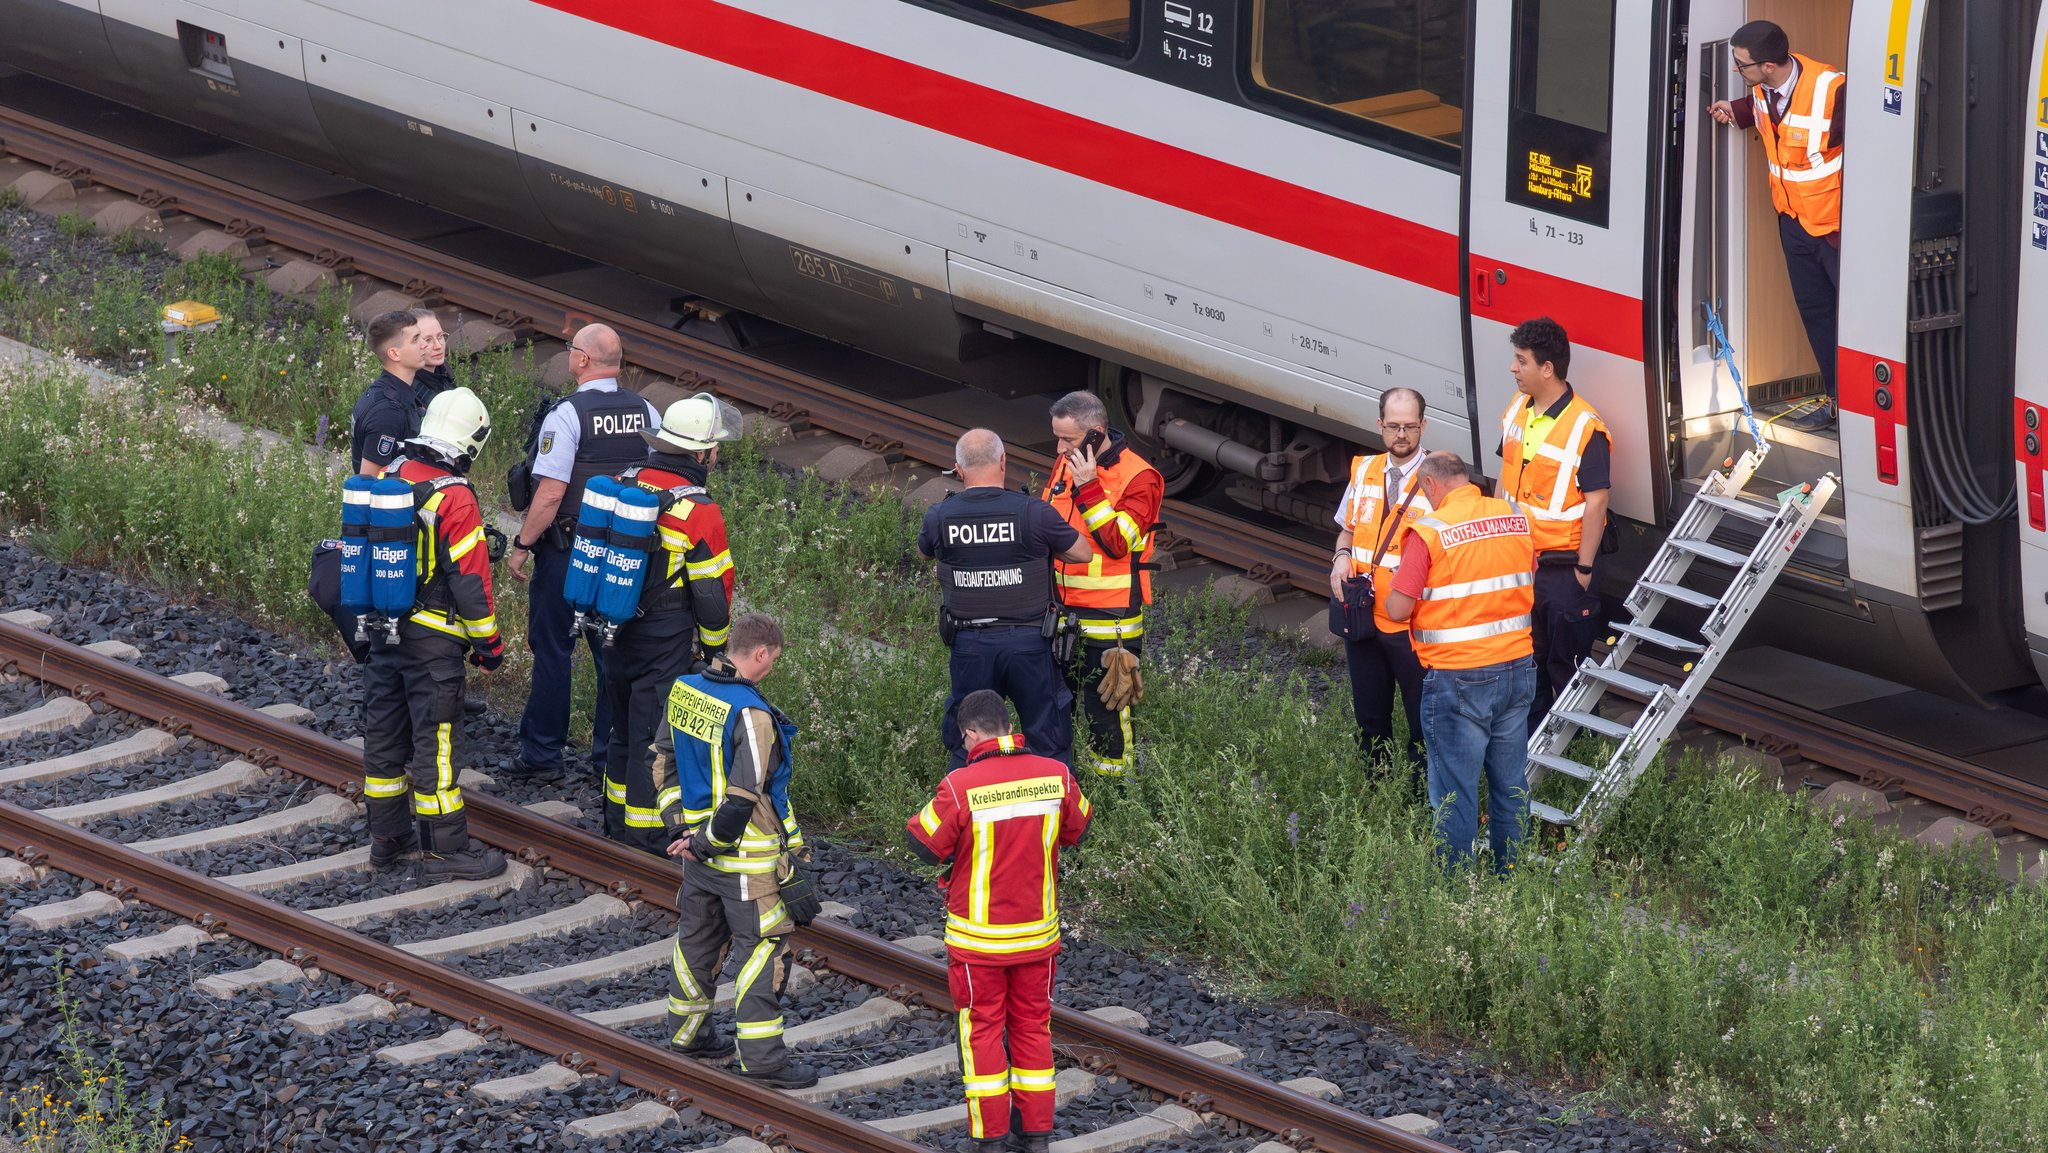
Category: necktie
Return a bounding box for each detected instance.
[1770,90,1786,124]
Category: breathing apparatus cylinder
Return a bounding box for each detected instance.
[565,475,620,637]
[594,486,659,647]
[339,476,375,639]
[367,477,418,644]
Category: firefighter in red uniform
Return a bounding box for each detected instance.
[907,690,1092,1153]
[1041,391,1163,779]
[602,393,740,854]
[363,386,508,881]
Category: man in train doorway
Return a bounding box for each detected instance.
[1499,318,1609,733]
[1708,19,1845,433]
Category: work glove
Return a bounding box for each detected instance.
[778,852,824,926]
[1097,646,1143,713]
[469,646,504,672]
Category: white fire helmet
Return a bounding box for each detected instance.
[646,392,743,453]
[412,385,492,466]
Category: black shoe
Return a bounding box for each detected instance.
[418,840,508,882]
[369,834,417,869]
[733,1060,818,1090]
[670,1030,735,1061]
[462,695,488,718]
[501,757,559,778]
[1006,1135,1050,1153]
[961,1140,1007,1153]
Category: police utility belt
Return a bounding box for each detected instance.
[938,604,1063,649]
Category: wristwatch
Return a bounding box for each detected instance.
[1575,563,1594,574]
[513,538,534,552]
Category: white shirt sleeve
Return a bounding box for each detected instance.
[531,403,581,483]
[1333,481,1357,530]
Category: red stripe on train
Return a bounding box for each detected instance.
[533,0,1645,361]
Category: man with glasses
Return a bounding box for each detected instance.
[1708,19,1845,433]
[505,323,660,777]
[1330,387,1431,787]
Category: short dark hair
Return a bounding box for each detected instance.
[367,310,417,358]
[1379,387,1427,421]
[1048,390,1108,429]
[1509,317,1572,382]
[955,689,1010,737]
[729,613,785,656]
[1731,20,1789,65]
[1416,452,1470,485]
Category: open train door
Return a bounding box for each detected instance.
[2016,6,2048,686]
[1463,0,1663,525]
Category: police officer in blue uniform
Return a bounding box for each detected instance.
[918,429,1092,769]
[349,310,430,477]
[505,323,661,776]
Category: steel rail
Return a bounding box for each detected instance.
[0,620,1447,1153]
[0,796,926,1153]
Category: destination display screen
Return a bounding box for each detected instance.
[1505,0,1615,228]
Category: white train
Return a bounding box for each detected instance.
[6,0,2047,702]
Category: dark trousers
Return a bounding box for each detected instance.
[1062,631,1141,777]
[1778,213,1841,401]
[1528,559,1604,732]
[942,626,1073,769]
[602,612,696,854]
[361,634,471,847]
[517,540,613,772]
[1343,626,1426,774]
[668,864,796,1072]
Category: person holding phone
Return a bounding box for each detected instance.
[1042,391,1165,780]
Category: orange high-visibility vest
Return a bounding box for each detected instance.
[1499,390,1607,554]
[1338,453,1433,634]
[1044,450,1159,616]
[1752,53,1844,238]
[1408,485,1535,671]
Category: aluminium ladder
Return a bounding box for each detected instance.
[1525,446,1837,854]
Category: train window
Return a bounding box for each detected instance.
[960,0,1137,48]
[1504,0,1614,228]
[1244,1,1468,150]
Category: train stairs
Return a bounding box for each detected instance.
[1524,446,1838,859]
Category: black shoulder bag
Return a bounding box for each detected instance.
[1330,474,1425,640]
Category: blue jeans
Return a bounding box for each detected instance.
[1422,655,1536,873]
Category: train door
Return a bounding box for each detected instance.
[2016,8,2048,686]
[1462,0,1661,524]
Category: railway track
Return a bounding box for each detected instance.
[1,100,2045,863]
[0,617,1459,1153]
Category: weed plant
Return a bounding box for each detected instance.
[4,966,183,1152]
[0,245,2044,1149]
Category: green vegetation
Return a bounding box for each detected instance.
[0,227,2044,1151]
[5,967,184,1152]
[52,213,94,243]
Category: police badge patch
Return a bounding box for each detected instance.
[375,434,396,459]
[539,431,556,455]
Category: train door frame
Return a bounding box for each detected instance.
[2013,6,2048,686]
[1459,0,1665,525]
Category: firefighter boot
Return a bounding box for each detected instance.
[416,818,507,882]
[1006,1135,1050,1153]
[369,830,418,869]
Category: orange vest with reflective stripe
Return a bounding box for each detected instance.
[1043,450,1159,611]
[1752,54,1844,237]
[1408,485,1535,671]
[1499,391,1607,554]
[1339,453,1434,634]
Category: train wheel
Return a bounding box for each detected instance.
[1094,362,1219,499]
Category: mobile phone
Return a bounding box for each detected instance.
[1078,429,1105,455]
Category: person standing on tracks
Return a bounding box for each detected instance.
[1708,20,1845,432]
[361,386,509,881]
[1330,387,1432,783]
[906,689,1092,1153]
[601,393,740,854]
[504,323,660,777]
[1382,453,1536,873]
[921,429,1093,770]
[1040,391,1163,780]
[654,613,822,1090]
[1499,318,1610,733]
[348,310,430,477]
